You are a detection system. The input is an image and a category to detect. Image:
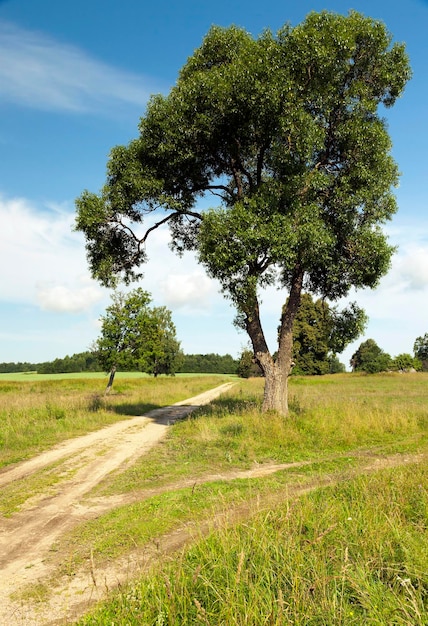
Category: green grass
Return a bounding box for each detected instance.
[0,371,149,382]
[2,372,428,623]
[89,373,428,499]
[0,371,237,382]
[78,462,428,625]
[51,456,358,576]
[0,374,233,468]
[0,457,78,517]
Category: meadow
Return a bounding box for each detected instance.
[0,373,233,468]
[1,372,427,624]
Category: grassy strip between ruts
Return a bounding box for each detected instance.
[45,456,358,574]
[77,460,428,625]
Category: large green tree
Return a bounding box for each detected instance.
[76,11,410,414]
[95,289,183,390]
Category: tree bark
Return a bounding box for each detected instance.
[261,359,289,414]
[105,365,116,395]
[245,266,304,415]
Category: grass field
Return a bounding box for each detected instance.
[0,371,141,382]
[0,373,233,468]
[1,372,427,624]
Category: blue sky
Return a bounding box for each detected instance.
[0,0,427,367]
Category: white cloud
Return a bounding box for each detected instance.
[395,245,428,290]
[36,281,104,313]
[160,271,215,310]
[0,195,106,312]
[0,20,159,115]
[0,194,222,321]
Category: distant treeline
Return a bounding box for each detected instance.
[0,351,239,375]
[179,353,238,374]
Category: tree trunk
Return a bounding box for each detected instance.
[244,297,292,415]
[261,360,289,414]
[105,365,116,395]
[245,266,303,415]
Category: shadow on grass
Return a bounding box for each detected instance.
[110,402,161,416]
[188,396,261,419]
[87,394,161,416]
[188,394,306,420]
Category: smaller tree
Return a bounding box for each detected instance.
[414,333,428,371]
[391,353,421,372]
[237,348,264,378]
[350,339,391,373]
[95,289,183,391]
[328,355,346,374]
[291,294,367,375]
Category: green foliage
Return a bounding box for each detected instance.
[236,349,264,378]
[37,351,100,374]
[75,11,411,412]
[0,361,36,374]
[350,338,392,373]
[292,294,366,375]
[414,333,428,371]
[96,289,183,376]
[391,353,421,372]
[179,353,238,374]
[327,354,346,374]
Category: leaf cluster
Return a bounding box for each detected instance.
[95,289,183,376]
[291,293,367,374]
[75,11,410,311]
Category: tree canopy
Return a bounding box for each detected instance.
[414,333,428,370]
[291,294,366,375]
[76,11,410,413]
[350,339,391,373]
[95,289,183,386]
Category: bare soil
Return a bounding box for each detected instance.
[0,382,425,625]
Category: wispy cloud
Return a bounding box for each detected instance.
[0,20,160,115]
[0,195,106,312]
[36,280,104,313]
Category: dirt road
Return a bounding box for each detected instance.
[0,383,236,625]
[0,382,425,625]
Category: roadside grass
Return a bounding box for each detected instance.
[3,372,428,623]
[0,375,232,468]
[43,374,428,600]
[78,461,428,625]
[92,373,428,498]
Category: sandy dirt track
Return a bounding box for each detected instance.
[0,382,425,625]
[0,383,236,625]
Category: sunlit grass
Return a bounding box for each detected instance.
[93,373,428,498]
[3,372,428,624]
[78,462,428,625]
[0,375,232,468]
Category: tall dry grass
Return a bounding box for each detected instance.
[78,461,428,625]
[0,375,232,468]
